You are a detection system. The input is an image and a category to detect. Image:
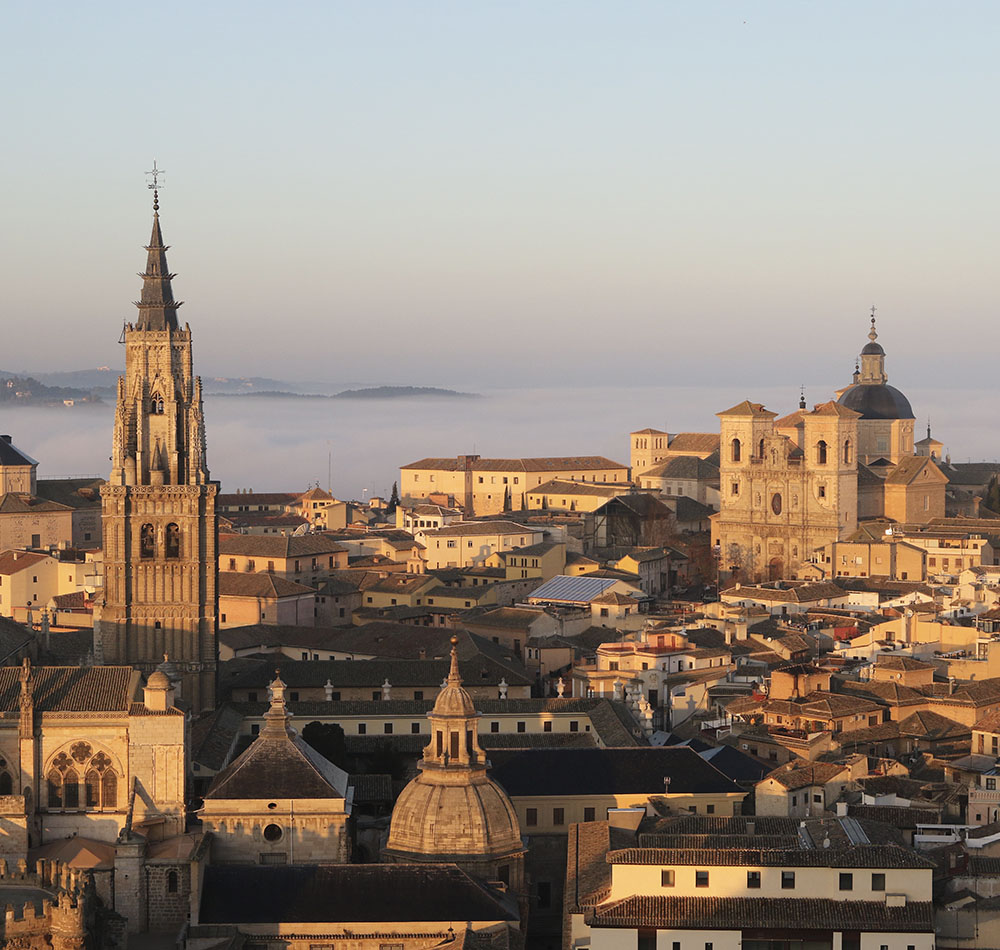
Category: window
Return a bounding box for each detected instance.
[695,870,709,887]
[747,870,761,888]
[731,438,742,463]
[584,807,596,822]
[383,723,393,734]
[414,690,424,700]
[517,721,526,733]
[140,523,155,558]
[871,873,885,891]
[411,722,420,734]
[167,870,178,893]
[987,778,997,791]
[839,872,854,891]
[165,523,180,558]
[229,558,237,570]
[553,807,565,826]
[543,721,552,733]
[781,871,795,889]
[731,481,739,496]
[357,723,366,735]
[526,808,537,827]
[817,440,828,464]
[661,869,675,887]
[706,804,715,814]
[570,720,579,732]
[263,823,283,842]
[818,485,826,498]
[491,721,500,733]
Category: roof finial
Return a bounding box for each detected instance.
[448,635,462,685]
[799,386,806,410]
[146,160,164,214]
[868,304,878,342]
[927,418,932,440]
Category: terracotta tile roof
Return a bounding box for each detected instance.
[218,534,347,557]
[666,433,720,453]
[607,843,933,868]
[0,494,71,514]
[420,520,536,537]
[402,456,626,472]
[0,550,51,574]
[217,492,299,508]
[762,761,848,790]
[218,572,316,598]
[530,479,627,497]
[0,665,135,712]
[644,456,719,480]
[587,896,933,931]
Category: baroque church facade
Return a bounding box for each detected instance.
[94,188,219,713]
[712,315,939,583]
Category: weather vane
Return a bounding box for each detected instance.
[145,160,165,211]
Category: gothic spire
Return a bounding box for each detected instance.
[133,174,183,331]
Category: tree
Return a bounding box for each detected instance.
[984,476,1000,516]
[502,484,511,513]
[301,721,348,770]
[388,481,400,512]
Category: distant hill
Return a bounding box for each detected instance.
[210,386,479,400]
[0,374,105,406]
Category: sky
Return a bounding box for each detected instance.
[2,2,998,393]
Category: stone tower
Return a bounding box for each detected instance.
[96,186,218,712]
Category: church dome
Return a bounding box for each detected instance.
[386,774,523,860]
[384,637,524,866]
[861,341,885,355]
[837,383,914,420]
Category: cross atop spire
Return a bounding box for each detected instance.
[146,160,164,213]
[869,305,878,342]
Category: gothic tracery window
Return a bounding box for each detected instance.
[140,523,155,558]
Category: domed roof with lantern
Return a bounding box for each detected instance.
[384,637,524,867]
[836,310,915,421]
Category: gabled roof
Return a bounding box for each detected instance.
[0,550,51,574]
[644,456,719,481]
[809,400,861,419]
[528,575,627,604]
[716,401,776,418]
[205,680,349,801]
[218,534,347,557]
[420,520,536,537]
[762,760,848,790]
[0,664,136,712]
[667,433,720,453]
[885,456,948,487]
[218,572,316,598]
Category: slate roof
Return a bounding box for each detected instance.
[0,617,33,662]
[464,606,549,630]
[29,479,104,511]
[0,436,37,466]
[198,863,517,924]
[586,896,933,932]
[489,747,741,797]
[0,665,135,712]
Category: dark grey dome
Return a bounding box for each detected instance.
[838,383,914,420]
[861,341,885,355]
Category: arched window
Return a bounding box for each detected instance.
[167,870,179,894]
[843,439,851,464]
[165,523,180,558]
[63,768,79,809]
[85,770,100,808]
[47,770,62,808]
[817,440,828,465]
[0,772,12,795]
[102,770,117,809]
[731,438,742,463]
[758,438,765,459]
[140,523,155,559]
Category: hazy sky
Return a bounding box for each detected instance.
[3,2,997,392]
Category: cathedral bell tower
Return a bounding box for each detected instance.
[96,173,218,712]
